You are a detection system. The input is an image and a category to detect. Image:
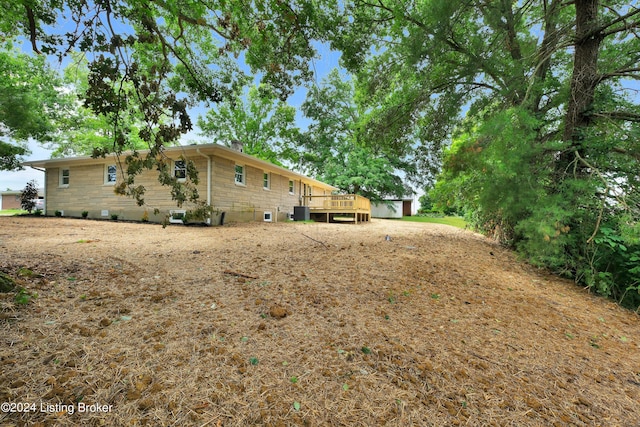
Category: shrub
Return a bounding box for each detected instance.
[111,214,118,220]
[81,211,89,218]
[20,180,39,213]
[33,209,42,216]
[54,210,62,217]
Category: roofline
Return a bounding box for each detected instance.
[22,143,337,191]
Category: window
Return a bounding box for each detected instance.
[169,209,186,224]
[288,180,295,195]
[234,164,245,185]
[174,160,186,180]
[105,164,117,184]
[59,168,70,187]
[263,211,273,222]
[263,172,270,190]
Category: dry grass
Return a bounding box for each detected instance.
[1,217,639,426]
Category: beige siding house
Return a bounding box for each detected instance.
[23,143,336,224]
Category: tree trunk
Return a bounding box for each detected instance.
[563,0,602,144]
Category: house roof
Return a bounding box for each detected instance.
[1,189,45,197]
[22,143,337,191]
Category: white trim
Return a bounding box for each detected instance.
[263,211,273,222]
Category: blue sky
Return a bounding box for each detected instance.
[0,35,343,193]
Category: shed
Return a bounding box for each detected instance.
[371,199,413,219]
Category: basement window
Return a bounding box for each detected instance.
[169,210,186,224]
[263,211,273,222]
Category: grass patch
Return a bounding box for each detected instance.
[0,209,27,216]
[400,216,467,228]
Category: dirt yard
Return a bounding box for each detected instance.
[1,216,639,426]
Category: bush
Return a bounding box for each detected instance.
[111,214,118,220]
[20,180,39,213]
[81,211,89,218]
[33,209,42,216]
[54,210,62,217]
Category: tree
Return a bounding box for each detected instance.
[43,53,150,158]
[20,180,39,213]
[300,69,415,201]
[2,0,325,211]
[308,1,640,307]
[0,142,27,171]
[0,40,66,170]
[198,83,300,166]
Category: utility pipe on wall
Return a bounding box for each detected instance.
[196,149,212,225]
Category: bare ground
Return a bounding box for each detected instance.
[1,216,639,427]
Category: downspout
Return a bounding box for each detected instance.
[196,149,212,225]
[28,166,47,213]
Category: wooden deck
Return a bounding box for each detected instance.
[303,195,371,223]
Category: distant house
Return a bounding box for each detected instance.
[22,143,339,224]
[371,199,413,219]
[1,189,44,210]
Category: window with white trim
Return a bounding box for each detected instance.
[174,160,186,181]
[105,164,117,184]
[59,168,70,187]
[263,172,270,190]
[288,180,294,194]
[234,164,245,185]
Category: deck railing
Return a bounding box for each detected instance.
[302,194,371,212]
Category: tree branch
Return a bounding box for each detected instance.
[598,68,640,82]
[591,110,640,122]
[575,6,640,42]
[24,4,42,54]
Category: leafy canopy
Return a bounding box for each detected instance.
[300,69,415,201]
[1,0,325,209]
[198,83,299,166]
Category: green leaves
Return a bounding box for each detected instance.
[300,69,415,200]
[0,41,65,168]
[198,83,298,166]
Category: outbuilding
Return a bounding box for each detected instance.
[371,199,413,219]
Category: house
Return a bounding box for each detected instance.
[22,143,343,224]
[370,199,413,219]
[1,189,44,210]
